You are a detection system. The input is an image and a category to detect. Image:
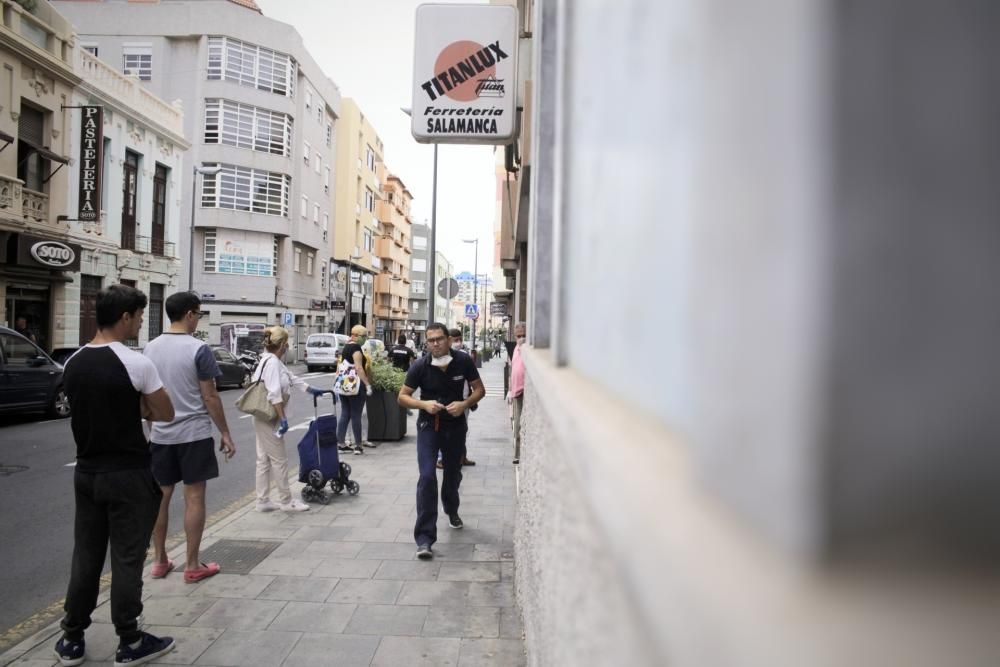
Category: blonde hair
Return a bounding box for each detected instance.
[351,324,368,337]
[262,326,290,352]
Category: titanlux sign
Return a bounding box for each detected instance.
[78,105,103,222]
[411,4,518,144]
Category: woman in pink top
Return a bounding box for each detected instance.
[507,322,527,464]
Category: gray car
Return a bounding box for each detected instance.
[0,326,70,419]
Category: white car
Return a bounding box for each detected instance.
[304,333,348,372]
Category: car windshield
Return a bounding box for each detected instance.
[308,335,338,348]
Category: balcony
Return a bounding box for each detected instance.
[375,236,408,265]
[133,236,177,258]
[22,187,48,223]
[0,175,23,219]
[374,304,392,318]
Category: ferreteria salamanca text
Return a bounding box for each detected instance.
[423,106,504,135]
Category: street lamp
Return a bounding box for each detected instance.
[401,107,437,326]
[462,237,479,358]
[188,163,223,291]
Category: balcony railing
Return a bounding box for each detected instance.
[22,188,48,222]
[129,235,177,257]
[0,175,23,216]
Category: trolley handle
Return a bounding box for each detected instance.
[313,389,336,407]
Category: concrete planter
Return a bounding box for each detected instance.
[366,390,407,441]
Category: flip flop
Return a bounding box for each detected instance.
[150,559,174,579]
[184,562,220,583]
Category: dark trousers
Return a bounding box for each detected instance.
[414,419,466,547]
[61,468,162,644]
[337,392,366,444]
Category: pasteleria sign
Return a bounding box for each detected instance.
[411,3,518,144]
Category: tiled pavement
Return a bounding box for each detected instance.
[2,358,523,667]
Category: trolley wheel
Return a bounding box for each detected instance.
[307,469,325,490]
[346,480,360,496]
[330,479,344,494]
[340,462,352,477]
[301,487,314,502]
[318,491,331,505]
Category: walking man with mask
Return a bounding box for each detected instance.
[398,322,485,559]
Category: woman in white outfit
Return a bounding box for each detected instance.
[252,326,325,512]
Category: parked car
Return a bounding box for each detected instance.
[50,347,80,366]
[0,326,70,418]
[304,333,348,372]
[210,346,251,389]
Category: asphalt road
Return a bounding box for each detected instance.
[0,363,335,650]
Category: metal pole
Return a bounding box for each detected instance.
[345,260,352,334]
[428,144,438,325]
[188,166,196,291]
[472,239,478,354]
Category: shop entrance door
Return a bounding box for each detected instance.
[4,283,51,351]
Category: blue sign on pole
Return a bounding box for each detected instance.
[465,303,479,321]
[283,312,293,326]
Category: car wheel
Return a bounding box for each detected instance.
[307,365,317,373]
[242,371,251,388]
[48,386,71,418]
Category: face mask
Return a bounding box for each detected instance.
[431,354,452,368]
[357,336,367,345]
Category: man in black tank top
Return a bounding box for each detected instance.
[54,285,178,667]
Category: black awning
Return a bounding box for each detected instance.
[0,129,13,151]
[18,137,69,164]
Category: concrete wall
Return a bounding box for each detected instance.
[515,0,1000,665]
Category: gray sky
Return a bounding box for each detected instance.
[255,0,498,277]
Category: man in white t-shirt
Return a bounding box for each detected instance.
[144,292,236,585]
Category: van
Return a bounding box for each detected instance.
[304,333,348,372]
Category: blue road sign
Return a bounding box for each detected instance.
[465,303,480,320]
[283,312,293,326]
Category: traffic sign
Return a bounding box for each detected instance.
[438,278,460,299]
[283,312,293,326]
[465,303,479,320]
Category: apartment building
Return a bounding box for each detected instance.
[55,0,341,346]
[407,220,430,342]
[330,98,381,334]
[373,167,411,344]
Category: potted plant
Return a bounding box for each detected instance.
[365,357,409,440]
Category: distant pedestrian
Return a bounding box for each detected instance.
[56,285,177,667]
[398,322,485,559]
[508,322,527,464]
[390,333,416,371]
[336,324,374,455]
[252,326,325,513]
[144,291,236,585]
[14,315,36,343]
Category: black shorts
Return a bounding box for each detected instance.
[150,438,219,486]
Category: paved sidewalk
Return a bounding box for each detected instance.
[3,358,523,667]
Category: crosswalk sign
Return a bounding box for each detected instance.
[465,303,479,320]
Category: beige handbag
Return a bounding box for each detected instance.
[235,358,277,421]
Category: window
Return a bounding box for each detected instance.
[366,146,376,172]
[200,164,290,217]
[317,105,323,123]
[206,36,296,97]
[204,99,292,156]
[305,88,312,110]
[0,333,42,366]
[151,164,168,256]
[303,141,310,166]
[203,229,217,272]
[121,151,139,250]
[148,283,164,338]
[325,122,332,147]
[273,236,279,272]
[81,44,98,56]
[412,258,427,272]
[306,252,314,275]
[301,195,308,218]
[364,187,375,213]
[313,203,320,224]
[122,44,152,80]
[315,152,322,174]
[324,166,331,193]
[413,280,426,294]
[363,229,373,252]
[413,235,427,250]
[320,262,326,290]
[322,212,329,231]
[293,247,302,272]
[412,301,421,313]
[17,104,51,192]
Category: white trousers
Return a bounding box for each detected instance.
[254,417,291,505]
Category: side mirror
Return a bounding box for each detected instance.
[28,355,49,368]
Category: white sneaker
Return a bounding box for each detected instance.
[256,499,279,512]
[280,499,310,512]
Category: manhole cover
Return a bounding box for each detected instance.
[0,465,28,476]
[198,539,280,574]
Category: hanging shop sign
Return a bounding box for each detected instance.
[411,3,518,144]
[14,234,82,272]
[78,105,103,222]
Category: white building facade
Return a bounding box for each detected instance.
[55,0,340,347]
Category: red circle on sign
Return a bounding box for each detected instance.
[434,40,496,102]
